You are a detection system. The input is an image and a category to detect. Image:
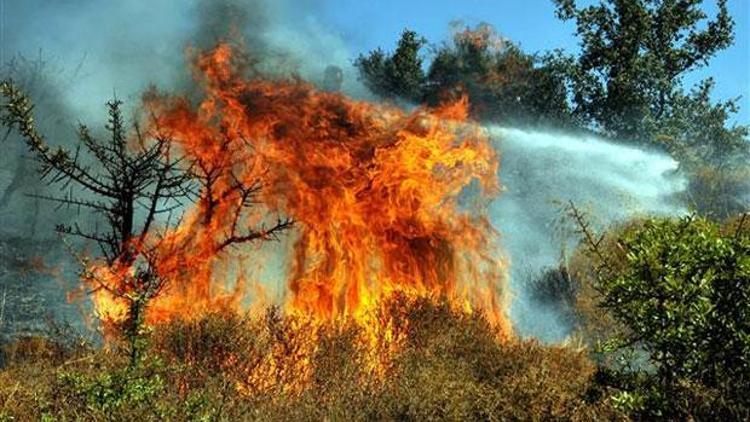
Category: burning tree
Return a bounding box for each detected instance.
[0,80,293,362]
[0,42,510,356]
[144,44,509,332]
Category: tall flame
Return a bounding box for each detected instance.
[86,44,510,337]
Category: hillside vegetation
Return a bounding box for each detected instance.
[1,1,748,420]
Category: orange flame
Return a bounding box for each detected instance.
[85,43,510,338]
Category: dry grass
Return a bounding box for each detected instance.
[0,296,622,421]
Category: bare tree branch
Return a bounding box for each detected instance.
[567,200,613,276]
[218,217,294,251]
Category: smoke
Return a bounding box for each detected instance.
[1,0,365,118]
[1,1,690,341]
[487,126,687,341]
[0,0,370,236]
[0,0,365,337]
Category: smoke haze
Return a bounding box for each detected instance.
[1,0,690,340]
[489,127,686,341]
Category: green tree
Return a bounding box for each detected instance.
[424,24,572,125]
[354,29,426,103]
[355,24,573,126]
[553,0,735,141]
[656,79,749,217]
[573,210,750,418]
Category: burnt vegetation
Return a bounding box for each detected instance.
[1,0,749,420]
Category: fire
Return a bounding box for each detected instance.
[85,43,510,339]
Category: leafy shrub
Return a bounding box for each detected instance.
[53,365,165,418]
[571,214,750,419]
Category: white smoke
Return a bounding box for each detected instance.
[487,126,687,341]
[2,2,692,342]
[0,0,367,120]
[0,0,367,336]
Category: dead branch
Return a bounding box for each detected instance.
[566,200,613,276]
[218,217,294,251]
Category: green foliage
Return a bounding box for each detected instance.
[425,25,573,125]
[553,0,735,141]
[574,214,750,418]
[656,79,750,217]
[55,365,165,417]
[354,29,426,103]
[604,217,748,381]
[551,1,749,218]
[355,24,573,126]
[658,79,749,166]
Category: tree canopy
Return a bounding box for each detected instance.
[553,0,735,141]
[355,24,573,126]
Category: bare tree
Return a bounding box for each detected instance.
[0,53,79,236]
[0,80,293,364]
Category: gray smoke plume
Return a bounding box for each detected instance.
[488,126,687,341]
[1,0,366,116]
[1,1,691,342]
[0,0,364,340]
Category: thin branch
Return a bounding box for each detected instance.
[567,200,613,275]
[218,218,294,251]
[26,192,109,212]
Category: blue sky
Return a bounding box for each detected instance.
[317,0,749,125]
[1,0,747,125]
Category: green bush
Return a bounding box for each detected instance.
[572,214,750,419]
